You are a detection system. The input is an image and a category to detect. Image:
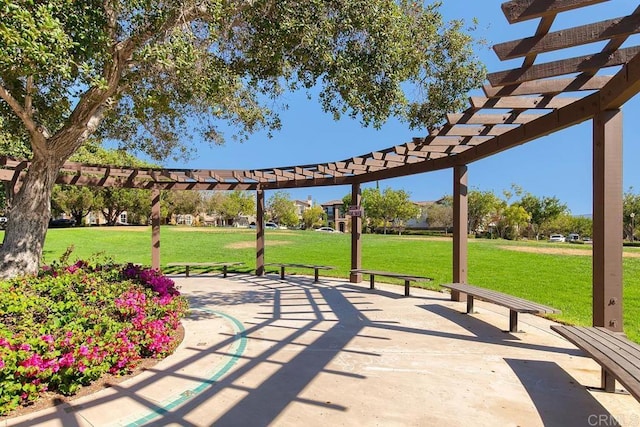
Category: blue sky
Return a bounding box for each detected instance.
[159,1,640,216]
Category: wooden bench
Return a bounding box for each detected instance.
[551,325,640,401]
[441,283,560,332]
[265,263,335,283]
[350,269,433,297]
[166,261,244,278]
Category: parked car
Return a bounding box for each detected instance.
[548,234,565,242]
[265,222,278,229]
[315,226,339,233]
[49,218,76,228]
[566,233,580,243]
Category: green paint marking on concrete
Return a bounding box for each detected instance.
[125,308,247,426]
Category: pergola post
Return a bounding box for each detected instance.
[350,182,362,283]
[452,165,468,302]
[593,109,623,331]
[151,188,161,270]
[256,188,265,276]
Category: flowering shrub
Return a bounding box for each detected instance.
[0,260,189,415]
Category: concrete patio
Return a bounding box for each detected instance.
[4,274,640,426]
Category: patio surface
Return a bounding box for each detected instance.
[4,273,640,427]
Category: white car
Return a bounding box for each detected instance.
[315,226,339,233]
[549,234,565,242]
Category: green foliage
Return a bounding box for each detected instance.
[623,188,640,241]
[267,191,298,227]
[517,193,567,239]
[162,191,203,220]
[302,205,326,230]
[218,191,255,224]
[1,0,485,161]
[468,189,501,234]
[0,258,188,415]
[361,187,419,233]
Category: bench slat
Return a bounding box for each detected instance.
[350,269,433,297]
[351,269,432,282]
[551,325,640,401]
[442,283,559,313]
[265,263,335,283]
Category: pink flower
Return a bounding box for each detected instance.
[59,352,75,367]
[19,343,31,351]
[40,335,54,344]
[0,358,5,369]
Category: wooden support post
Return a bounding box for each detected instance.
[509,311,519,333]
[151,188,161,270]
[593,110,623,332]
[350,183,363,283]
[452,165,468,302]
[256,188,265,276]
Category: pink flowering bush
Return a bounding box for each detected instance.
[0,260,188,415]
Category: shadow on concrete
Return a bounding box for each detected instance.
[413,303,584,356]
[5,275,614,426]
[504,359,619,427]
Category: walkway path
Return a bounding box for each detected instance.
[4,274,640,426]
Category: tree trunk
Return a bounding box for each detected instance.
[0,154,64,278]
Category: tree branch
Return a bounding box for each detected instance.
[54,2,210,156]
[0,83,37,134]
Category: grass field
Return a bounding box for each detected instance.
[6,226,640,342]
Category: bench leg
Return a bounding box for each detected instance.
[466,295,474,313]
[223,265,228,278]
[509,311,518,333]
[370,275,375,290]
[601,369,616,392]
[280,266,285,280]
[404,280,410,296]
[185,265,190,278]
[314,268,319,283]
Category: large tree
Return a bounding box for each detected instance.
[0,1,485,277]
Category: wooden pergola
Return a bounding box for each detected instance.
[2,0,639,332]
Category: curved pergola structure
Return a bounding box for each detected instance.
[2,0,639,332]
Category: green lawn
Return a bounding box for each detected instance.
[5,226,640,342]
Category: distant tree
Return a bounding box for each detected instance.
[94,188,140,226]
[164,191,203,223]
[424,201,453,230]
[219,191,255,226]
[125,190,152,225]
[517,193,567,240]
[468,189,501,234]
[302,205,326,230]
[623,188,640,241]
[544,213,578,237]
[51,144,156,225]
[362,187,419,234]
[267,191,298,228]
[203,192,225,215]
[0,0,485,278]
[501,205,530,240]
[51,186,96,226]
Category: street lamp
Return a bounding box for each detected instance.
[631,212,636,241]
